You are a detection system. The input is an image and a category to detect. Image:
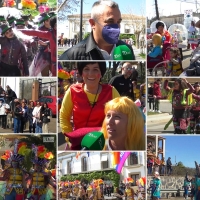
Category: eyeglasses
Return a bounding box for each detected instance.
[127,68,132,71]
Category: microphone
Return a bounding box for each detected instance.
[64,127,101,150]
[113,45,133,60]
[81,131,105,150]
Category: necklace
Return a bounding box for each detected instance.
[85,84,100,127]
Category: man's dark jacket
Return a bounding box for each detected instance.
[59,32,135,60]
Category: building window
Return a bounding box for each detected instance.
[82,157,87,171]
[125,29,130,33]
[130,174,140,186]
[101,154,108,169]
[67,161,72,174]
[129,152,138,165]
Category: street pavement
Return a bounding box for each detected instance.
[0,115,57,133]
[147,100,174,134]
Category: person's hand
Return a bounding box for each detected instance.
[42,114,44,116]
[153,95,156,98]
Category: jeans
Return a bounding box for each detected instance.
[148,166,152,175]
[161,165,165,175]
[14,118,21,133]
[167,166,172,175]
[36,124,42,133]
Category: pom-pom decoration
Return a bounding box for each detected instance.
[21,0,36,10]
[4,0,16,7]
[58,69,71,80]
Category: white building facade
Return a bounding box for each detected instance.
[58,13,145,40]
[58,152,146,186]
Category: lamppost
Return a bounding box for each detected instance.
[80,0,83,42]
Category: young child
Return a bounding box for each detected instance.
[166,47,183,76]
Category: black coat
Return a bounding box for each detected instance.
[59,32,135,60]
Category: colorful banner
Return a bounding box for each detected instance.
[116,152,130,174]
[113,152,120,165]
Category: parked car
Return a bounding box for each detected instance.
[35,96,56,118]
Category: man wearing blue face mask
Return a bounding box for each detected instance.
[59,0,135,60]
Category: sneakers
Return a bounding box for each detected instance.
[157,110,162,113]
[152,110,155,112]
[149,109,152,112]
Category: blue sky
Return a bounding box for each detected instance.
[71,0,146,16]
[146,0,199,19]
[162,136,200,168]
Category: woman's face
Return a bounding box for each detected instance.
[174,81,180,90]
[157,25,164,33]
[105,110,128,142]
[82,63,102,87]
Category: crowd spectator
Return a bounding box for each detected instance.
[167,157,172,175]
[40,102,50,133]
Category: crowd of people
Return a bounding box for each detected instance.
[58,61,146,150]
[0,139,56,199]
[0,11,57,76]
[148,78,200,134]
[0,85,51,133]
[59,179,145,200]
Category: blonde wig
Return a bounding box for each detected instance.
[101,97,145,150]
[152,34,162,46]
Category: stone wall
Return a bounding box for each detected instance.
[147,176,186,198]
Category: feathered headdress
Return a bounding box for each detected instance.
[31,144,48,165]
[124,177,134,184]
[11,139,27,162]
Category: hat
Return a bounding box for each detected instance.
[77,62,107,76]
[15,19,25,26]
[21,14,31,21]
[0,15,6,22]
[48,11,56,18]
[38,13,51,24]
[7,16,16,25]
[0,24,12,35]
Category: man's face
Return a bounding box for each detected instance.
[122,63,132,77]
[90,5,121,46]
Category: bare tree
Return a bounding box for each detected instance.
[124,6,146,49]
[58,0,80,21]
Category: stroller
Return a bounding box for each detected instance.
[184,40,200,76]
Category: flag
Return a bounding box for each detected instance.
[116,152,131,174]
[113,152,120,165]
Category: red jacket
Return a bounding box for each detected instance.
[20,29,56,63]
[70,83,112,130]
[153,81,161,97]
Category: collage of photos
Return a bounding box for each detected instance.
[2,0,200,198]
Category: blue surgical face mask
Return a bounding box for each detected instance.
[95,20,120,44]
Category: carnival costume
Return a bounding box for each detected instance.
[190,84,200,134]
[152,176,161,199]
[124,178,134,200]
[29,145,55,200]
[1,140,28,200]
[0,24,29,76]
[25,13,51,76]
[164,80,194,134]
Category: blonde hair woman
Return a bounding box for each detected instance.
[101,96,145,150]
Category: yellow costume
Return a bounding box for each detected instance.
[31,171,47,195]
[171,63,183,76]
[125,188,134,200]
[134,88,140,100]
[5,168,24,195]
